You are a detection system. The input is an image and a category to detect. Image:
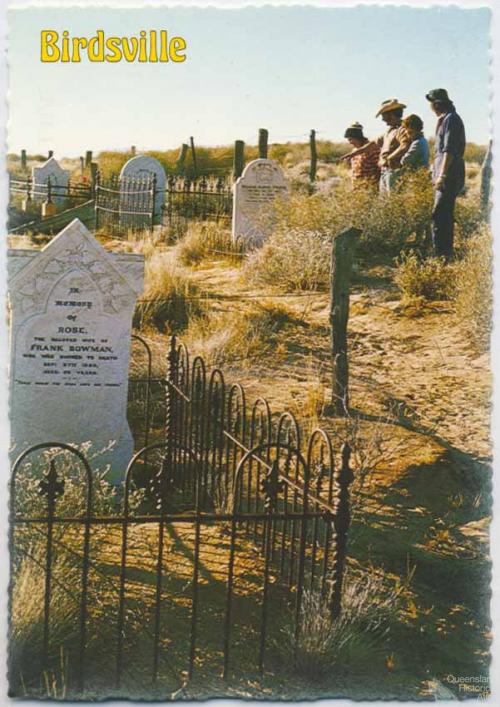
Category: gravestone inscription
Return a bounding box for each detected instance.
[232,158,289,246]
[119,155,166,221]
[32,156,70,205]
[8,218,144,481]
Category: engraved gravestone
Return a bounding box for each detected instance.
[232,158,289,245]
[119,155,166,222]
[8,219,145,481]
[32,156,70,205]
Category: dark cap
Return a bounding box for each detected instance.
[426,88,451,103]
[344,121,364,139]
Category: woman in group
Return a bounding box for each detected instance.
[400,114,430,170]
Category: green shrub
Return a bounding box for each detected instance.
[393,252,456,301]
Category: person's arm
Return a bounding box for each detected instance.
[436,115,460,189]
[340,140,377,162]
[386,128,411,168]
[435,152,454,189]
[400,140,420,168]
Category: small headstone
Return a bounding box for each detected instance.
[120,155,166,220]
[32,157,70,205]
[232,159,288,246]
[8,219,145,481]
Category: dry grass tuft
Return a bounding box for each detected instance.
[134,253,205,333]
[185,300,297,366]
[177,221,243,265]
[283,570,405,683]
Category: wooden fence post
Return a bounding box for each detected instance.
[258,128,268,159]
[131,145,136,156]
[80,156,85,175]
[189,137,198,178]
[177,143,189,175]
[330,227,361,416]
[329,442,354,619]
[480,139,492,214]
[48,150,54,159]
[309,129,317,183]
[233,140,245,180]
[21,149,27,170]
[85,150,93,167]
[90,162,98,199]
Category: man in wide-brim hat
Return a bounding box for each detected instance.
[341,98,411,192]
[426,88,466,260]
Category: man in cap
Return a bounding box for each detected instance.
[341,122,381,188]
[426,88,466,260]
[341,99,410,192]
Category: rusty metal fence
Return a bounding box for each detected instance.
[94,174,156,236]
[9,336,353,699]
[162,175,233,232]
[9,174,93,203]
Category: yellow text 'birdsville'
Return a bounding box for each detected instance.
[40,30,187,63]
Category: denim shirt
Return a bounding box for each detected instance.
[433,107,466,192]
[400,135,430,169]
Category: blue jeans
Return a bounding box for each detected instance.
[379,169,400,193]
[432,187,457,260]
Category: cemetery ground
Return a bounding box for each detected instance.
[120,216,490,696]
[8,148,491,700]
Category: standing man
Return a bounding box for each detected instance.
[426,88,465,260]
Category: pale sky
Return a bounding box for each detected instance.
[7,5,491,156]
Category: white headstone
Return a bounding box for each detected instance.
[232,159,289,246]
[119,155,166,219]
[8,219,145,482]
[32,157,70,205]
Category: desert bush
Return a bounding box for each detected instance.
[393,252,456,301]
[177,220,243,265]
[464,142,488,165]
[186,300,296,366]
[133,254,204,332]
[454,223,492,352]
[245,227,331,291]
[455,191,486,241]
[282,571,403,683]
[244,170,433,292]
[9,551,80,693]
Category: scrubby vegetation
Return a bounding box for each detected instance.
[454,224,492,352]
[185,300,297,366]
[177,220,243,265]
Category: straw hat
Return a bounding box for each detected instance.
[375,98,407,117]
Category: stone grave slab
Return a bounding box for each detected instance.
[8,218,145,481]
[232,159,289,246]
[32,156,70,205]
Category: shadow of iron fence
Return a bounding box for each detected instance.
[9,335,353,699]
